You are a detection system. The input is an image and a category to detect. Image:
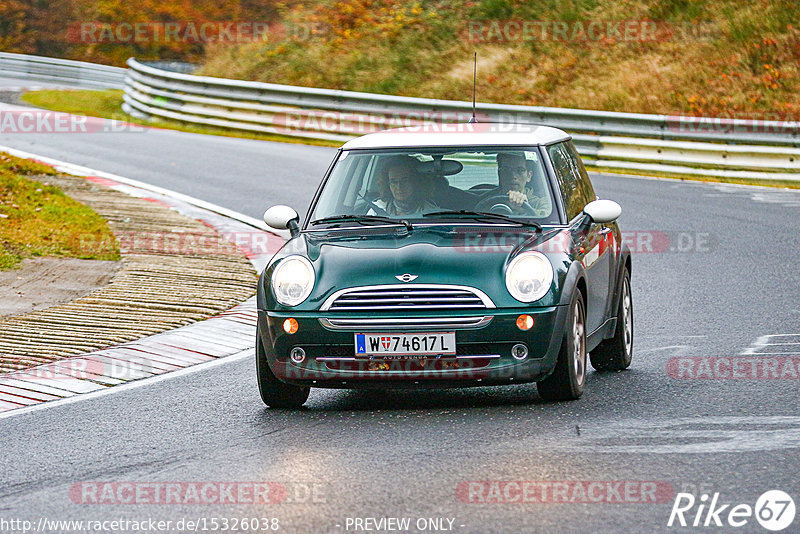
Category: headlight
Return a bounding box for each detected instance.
[271,256,315,306]
[505,252,553,303]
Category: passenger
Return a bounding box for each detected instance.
[375,157,438,216]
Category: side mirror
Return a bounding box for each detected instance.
[583,199,621,224]
[263,205,300,237]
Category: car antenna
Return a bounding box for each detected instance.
[468,52,478,123]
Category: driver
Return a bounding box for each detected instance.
[481,152,551,216]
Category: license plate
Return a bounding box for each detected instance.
[355,332,456,357]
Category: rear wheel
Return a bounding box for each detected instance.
[537,290,587,401]
[590,268,633,371]
[256,335,310,408]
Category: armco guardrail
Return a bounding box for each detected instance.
[0,52,125,89]
[122,58,800,181]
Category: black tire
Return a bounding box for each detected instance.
[256,335,310,408]
[537,290,587,401]
[590,268,633,372]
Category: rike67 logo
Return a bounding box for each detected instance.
[668,490,795,531]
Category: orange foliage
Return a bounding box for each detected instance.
[0,0,283,65]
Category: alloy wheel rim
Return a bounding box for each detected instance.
[573,300,586,386]
[622,278,633,356]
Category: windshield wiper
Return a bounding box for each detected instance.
[422,210,541,230]
[310,214,413,231]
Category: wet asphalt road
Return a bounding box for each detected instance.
[1,88,799,533]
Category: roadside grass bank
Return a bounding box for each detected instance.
[0,153,119,270]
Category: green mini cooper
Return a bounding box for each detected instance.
[257,124,633,407]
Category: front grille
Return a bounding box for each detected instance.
[321,284,494,312]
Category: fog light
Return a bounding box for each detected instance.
[283,318,298,334]
[516,314,534,331]
[511,343,528,360]
[290,347,306,364]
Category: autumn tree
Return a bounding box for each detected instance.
[0,0,282,65]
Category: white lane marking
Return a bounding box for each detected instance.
[0,86,46,92]
[741,334,800,355]
[707,183,800,207]
[637,345,692,355]
[751,192,800,207]
[560,416,800,454]
[0,348,253,421]
[638,335,708,338]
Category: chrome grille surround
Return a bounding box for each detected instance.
[320,284,495,312]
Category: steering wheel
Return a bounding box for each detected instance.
[468,184,496,192]
[356,193,389,216]
[474,193,537,216]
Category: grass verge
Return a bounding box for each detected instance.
[20,89,341,147]
[0,153,120,270]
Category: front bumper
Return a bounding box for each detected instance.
[257,306,569,388]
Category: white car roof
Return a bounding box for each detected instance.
[341,123,571,150]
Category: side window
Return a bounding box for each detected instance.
[564,141,596,206]
[548,142,586,221]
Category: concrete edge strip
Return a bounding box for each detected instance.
[0,146,286,416]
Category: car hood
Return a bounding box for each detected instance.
[268,225,571,310]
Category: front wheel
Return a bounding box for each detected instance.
[590,268,633,371]
[537,290,587,401]
[256,335,310,408]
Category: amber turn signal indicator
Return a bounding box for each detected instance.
[283,318,299,334]
[516,315,534,331]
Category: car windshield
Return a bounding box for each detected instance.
[308,147,560,226]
